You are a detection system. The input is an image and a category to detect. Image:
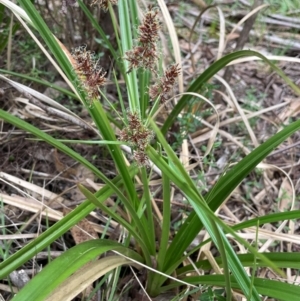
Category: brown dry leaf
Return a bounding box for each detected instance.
[69,164,95,202]
[278,178,293,212]
[44,256,141,301]
[52,149,77,178]
[64,208,98,244]
[278,98,300,123]
[75,164,95,182]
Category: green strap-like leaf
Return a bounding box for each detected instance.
[161,50,300,135]
[177,252,300,274]
[164,275,300,301]
[11,240,143,301]
[166,118,300,271]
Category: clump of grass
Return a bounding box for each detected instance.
[0,1,300,301]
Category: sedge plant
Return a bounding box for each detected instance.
[1,0,300,300]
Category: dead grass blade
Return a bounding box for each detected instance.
[44,256,141,301]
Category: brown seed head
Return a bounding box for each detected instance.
[124,6,160,73]
[72,45,106,101]
[119,112,153,165]
[149,64,181,104]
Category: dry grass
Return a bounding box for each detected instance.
[1,0,300,300]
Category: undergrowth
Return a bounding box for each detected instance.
[0,1,300,301]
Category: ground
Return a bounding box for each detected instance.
[1,0,300,300]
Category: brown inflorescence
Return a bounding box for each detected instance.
[71,45,106,101]
[125,6,160,73]
[138,6,160,46]
[149,64,181,103]
[119,112,153,165]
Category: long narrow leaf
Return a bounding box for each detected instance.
[147,122,261,300]
[161,50,300,135]
[0,168,137,278]
[177,252,300,274]
[163,275,300,301]
[11,240,143,301]
[166,118,300,269]
[78,184,152,266]
[118,0,139,112]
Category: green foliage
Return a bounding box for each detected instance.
[199,288,226,301]
[0,0,299,300]
[266,0,300,13]
[172,83,216,150]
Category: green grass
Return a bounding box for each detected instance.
[0,0,300,300]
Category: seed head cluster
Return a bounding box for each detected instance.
[149,64,181,103]
[91,0,118,10]
[121,7,181,164]
[125,6,160,73]
[69,4,181,166]
[71,45,106,101]
[119,112,153,165]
